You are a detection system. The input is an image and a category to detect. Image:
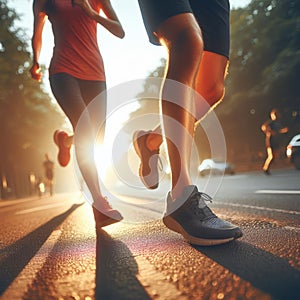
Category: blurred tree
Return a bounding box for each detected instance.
[129,59,165,114]
[126,58,166,132]
[218,0,300,166]
[0,0,65,198]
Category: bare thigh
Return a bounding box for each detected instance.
[156,13,203,86]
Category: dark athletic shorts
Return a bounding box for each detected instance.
[138,0,230,58]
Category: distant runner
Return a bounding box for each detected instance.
[43,153,54,196]
[261,108,288,175]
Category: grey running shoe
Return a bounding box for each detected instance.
[163,185,243,246]
[133,130,160,189]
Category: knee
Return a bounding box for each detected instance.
[201,83,225,108]
[175,28,203,59]
[164,27,203,71]
[164,29,203,84]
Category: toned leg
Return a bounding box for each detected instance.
[136,0,242,246]
[156,13,203,199]
[194,51,229,122]
[135,0,231,194]
[144,50,228,150]
[80,79,107,145]
[53,80,106,166]
[263,147,273,173]
[50,74,105,202]
[263,147,278,173]
[50,73,122,224]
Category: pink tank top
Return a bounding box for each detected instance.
[48,0,105,81]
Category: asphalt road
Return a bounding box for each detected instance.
[0,169,299,300]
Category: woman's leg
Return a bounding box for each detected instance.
[77,79,108,196]
[50,73,121,221]
[79,79,107,144]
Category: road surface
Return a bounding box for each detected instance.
[0,169,299,299]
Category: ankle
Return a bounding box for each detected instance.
[171,180,193,200]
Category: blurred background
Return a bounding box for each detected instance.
[0,0,299,199]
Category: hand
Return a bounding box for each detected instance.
[71,0,94,18]
[30,62,42,82]
[280,127,288,134]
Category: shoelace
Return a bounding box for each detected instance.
[150,153,164,172]
[158,156,163,172]
[190,192,216,219]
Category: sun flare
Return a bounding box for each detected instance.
[94,100,141,182]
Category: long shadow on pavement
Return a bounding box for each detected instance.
[0,203,83,296]
[195,240,300,300]
[95,229,151,300]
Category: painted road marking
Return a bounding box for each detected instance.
[223,175,248,179]
[255,190,300,195]
[0,197,39,208]
[15,202,70,215]
[218,202,300,216]
[1,230,62,300]
[283,226,300,233]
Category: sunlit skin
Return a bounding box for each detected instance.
[142,13,229,199]
[30,62,43,82]
[146,51,228,151]
[30,0,124,222]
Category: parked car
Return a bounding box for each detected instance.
[198,159,235,176]
[286,134,300,169]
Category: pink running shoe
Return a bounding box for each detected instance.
[133,130,160,189]
[53,130,71,167]
[93,197,123,227]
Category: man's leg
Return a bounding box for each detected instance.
[194,51,229,121]
[135,0,242,246]
[156,13,203,199]
[157,15,242,245]
[134,51,228,189]
[143,50,228,137]
[263,147,272,172]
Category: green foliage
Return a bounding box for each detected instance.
[217,0,300,165]
[0,0,65,197]
[125,58,166,133]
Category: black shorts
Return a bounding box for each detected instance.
[138,0,230,58]
[267,136,280,150]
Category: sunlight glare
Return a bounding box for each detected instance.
[94,100,141,182]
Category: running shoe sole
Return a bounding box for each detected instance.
[163,215,240,246]
[93,207,123,228]
[133,130,159,189]
[53,130,71,167]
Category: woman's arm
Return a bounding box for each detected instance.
[73,0,125,39]
[30,0,48,81]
